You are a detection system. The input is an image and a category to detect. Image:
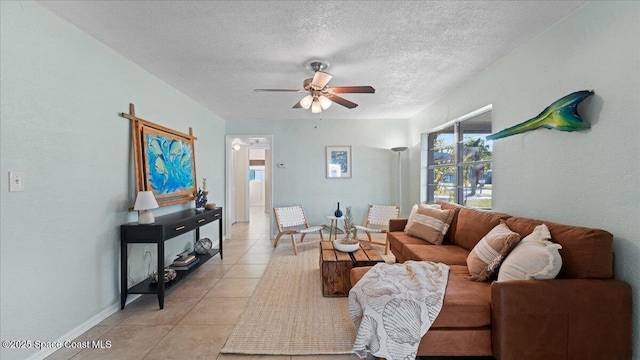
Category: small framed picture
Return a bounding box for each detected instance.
[326,146,352,179]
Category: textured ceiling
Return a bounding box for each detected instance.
[39,1,585,122]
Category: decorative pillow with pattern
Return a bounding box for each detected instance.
[497,224,563,281]
[404,203,442,233]
[467,222,521,281]
[404,206,454,245]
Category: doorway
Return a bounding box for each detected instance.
[225,135,273,239]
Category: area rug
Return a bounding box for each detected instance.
[222,241,378,355]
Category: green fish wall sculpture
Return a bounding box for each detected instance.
[487,90,594,140]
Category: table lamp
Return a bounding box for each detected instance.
[133,191,159,224]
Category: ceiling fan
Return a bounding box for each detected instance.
[254,61,375,113]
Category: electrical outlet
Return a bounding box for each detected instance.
[9,172,25,192]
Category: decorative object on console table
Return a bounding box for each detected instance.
[170,258,200,271]
[133,191,159,224]
[195,188,206,210]
[172,255,196,266]
[194,237,213,254]
[149,268,177,284]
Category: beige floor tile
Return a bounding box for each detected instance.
[123,294,165,311]
[72,325,173,360]
[189,263,234,279]
[166,276,221,298]
[143,324,235,360]
[120,297,199,326]
[205,278,261,298]
[245,244,276,254]
[179,297,248,325]
[207,253,243,265]
[236,252,272,264]
[99,308,136,325]
[223,264,267,278]
[46,325,114,360]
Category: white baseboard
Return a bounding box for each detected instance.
[27,295,141,360]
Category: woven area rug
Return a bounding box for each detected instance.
[222,241,377,355]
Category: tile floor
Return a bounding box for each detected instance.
[47,207,361,360]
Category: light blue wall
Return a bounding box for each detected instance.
[408,2,640,356]
[226,117,410,228]
[0,2,225,359]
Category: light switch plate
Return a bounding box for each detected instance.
[9,172,25,192]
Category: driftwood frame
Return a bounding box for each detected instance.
[121,103,198,207]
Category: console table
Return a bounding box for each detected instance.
[120,207,223,309]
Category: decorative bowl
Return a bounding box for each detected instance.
[333,239,360,253]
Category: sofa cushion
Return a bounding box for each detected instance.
[437,202,464,244]
[505,217,613,279]
[405,206,455,245]
[467,222,521,281]
[351,265,491,329]
[453,208,512,251]
[405,203,442,232]
[432,265,491,328]
[387,231,432,258]
[498,224,563,281]
[402,244,469,265]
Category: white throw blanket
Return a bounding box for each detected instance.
[349,261,449,360]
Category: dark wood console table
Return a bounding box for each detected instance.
[120,207,223,309]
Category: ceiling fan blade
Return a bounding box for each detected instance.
[331,86,375,94]
[292,101,303,109]
[327,94,358,109]
[311,71,332,89]
[254,89,304,92]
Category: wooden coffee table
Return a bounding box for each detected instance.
[320,241,385,297]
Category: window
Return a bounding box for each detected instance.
[421,107,493,209]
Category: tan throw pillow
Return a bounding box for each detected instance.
[404,203,442,233]
[404,206,454,245]
[467,222,520,281]
[497,224,563,281]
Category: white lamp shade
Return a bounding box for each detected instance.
[299,95,314,109]
[311,71,332,89]
[133,191,159,210]
[311,99,322,113]
[318,95,332,109]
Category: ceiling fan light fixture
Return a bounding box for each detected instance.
[300,94,314,109]
[311,71,333,90]
[318,95,332,109]
[311,99,322,113]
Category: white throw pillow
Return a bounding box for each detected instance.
[497,224,563,281]
[404,203,442,232]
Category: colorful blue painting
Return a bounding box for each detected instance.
[145,133,194,195]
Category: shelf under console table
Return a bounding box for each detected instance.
[120,207,223,309]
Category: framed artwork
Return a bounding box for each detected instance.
[326,145,352,179]
[122,103,198,207]
[142,127,195,199]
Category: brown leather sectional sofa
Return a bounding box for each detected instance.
[350,202,632,359]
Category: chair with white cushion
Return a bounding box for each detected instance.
[273,205,324,255]
[354,205,400,254]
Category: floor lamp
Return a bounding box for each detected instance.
[391,146,408,209]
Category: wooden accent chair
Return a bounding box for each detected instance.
[354,205,400,254]
[273,205,324,255]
